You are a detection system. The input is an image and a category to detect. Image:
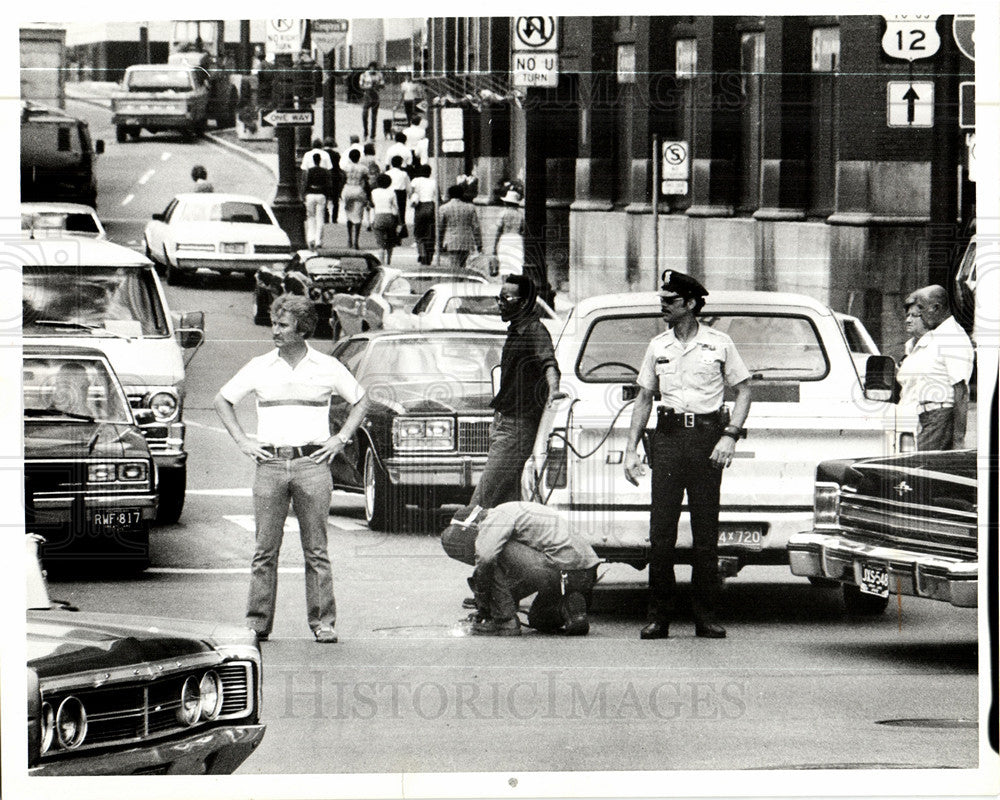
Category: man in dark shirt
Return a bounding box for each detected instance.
[469,274,563,509]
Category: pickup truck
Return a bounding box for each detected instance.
[787,448,978,614]
[522,290,916,578]
[111,63,210,142]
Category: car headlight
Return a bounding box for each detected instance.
[199,671,223,720]
[178,676,201,726]
[117,462,149,482]
[88,463,115,483]
[149,391,179,422]
[55,696,87,749]
[87,462,148,482]
[813,482,841,528]
[175,243,216,252]
[392,417,454,450]
[40,701,55,755]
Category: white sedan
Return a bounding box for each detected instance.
[387,280,565,337]
[143,192,292,285]
[21,203,106,240]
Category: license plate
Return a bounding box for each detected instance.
[92,509,142,532]
[859,562,890,597]
[717,525,765,550]
[223,243,247,254]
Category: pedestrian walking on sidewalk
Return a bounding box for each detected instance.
[341,148,369,250]
[386,155,411,241]
[362,142,381,232]
[438,184,482,269]
[359,62,384,140]
[213,295,371,644]
[370,173,399,265]
[494,188,525,277]
[300,153,332,250]
[409,164,437,265]
[323,138,345,224]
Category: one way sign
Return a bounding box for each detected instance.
[887,81,933,127]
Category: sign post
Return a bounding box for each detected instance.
[267,19,307,249]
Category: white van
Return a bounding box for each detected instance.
[20,239,204,523]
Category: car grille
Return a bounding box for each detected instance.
[127,394,169,453]
[457,420,491,454]
[25,461,81,494]
[838,493,977,559]
[40,661,255,755]
[253,244,291,255]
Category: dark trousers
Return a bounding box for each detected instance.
[413,202,435,264]
[469,412,541,509]
[394,190,408,235]
[648,423,724,624]
[362,100,379,139]
[918,407,956,450]
[403,99,417,123]
[487,541,595,630]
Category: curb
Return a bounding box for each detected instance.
[202,133,277,179]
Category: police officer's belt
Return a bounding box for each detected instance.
[656,407,725,429]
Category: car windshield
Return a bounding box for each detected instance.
[22,266,169,337]
[22,211,102,238]
[178,201,271,224]
[23,356,131,422]
[441,296,498,315]
[127,69,194,91]
[360,336,503,404]
[576,312,829,382]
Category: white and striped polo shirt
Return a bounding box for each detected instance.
[219,345,365,447]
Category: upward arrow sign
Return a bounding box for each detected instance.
[902,85,920,124]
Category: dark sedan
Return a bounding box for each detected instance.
[26,534,265,775]
[23,344,157,570]
[328,329,507,530]
[253,247,380,330]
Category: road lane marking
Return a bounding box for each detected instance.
[186,419,231,435]
[138,169,156,185]
[161,152,171,161]
[190,488,252,497]
[225,513,368,532]
[121,193,135,206]
[149,567,300,574]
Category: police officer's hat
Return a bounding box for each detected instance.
[658,270,709,300]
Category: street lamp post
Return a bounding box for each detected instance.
[270,53,306,249]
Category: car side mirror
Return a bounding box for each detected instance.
[491,364,502,398]
[177,310,205,349]
[94,139,105,155]
[152,212,164,221]
[864,355,898,403]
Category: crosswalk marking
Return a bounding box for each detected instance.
[224,513,368,533]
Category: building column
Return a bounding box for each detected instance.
[570,16,616,212]
[687,17,739,217]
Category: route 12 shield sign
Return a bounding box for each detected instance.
[881,15,940,61]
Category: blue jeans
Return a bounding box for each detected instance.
[469,412,541,509]
[248,456,336,636]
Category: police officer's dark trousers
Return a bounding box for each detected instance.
[648,420,723,625]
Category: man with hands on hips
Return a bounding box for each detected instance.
[624,271,751,641]
[214,295,371,644]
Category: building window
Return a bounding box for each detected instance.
[809,27,840,216]
[675,39,697,79]
[738,32,765,213]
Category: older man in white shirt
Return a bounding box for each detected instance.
[214,295,371,643]
[897,284,975,450]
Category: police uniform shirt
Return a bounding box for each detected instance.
[219,344,365,447]
[636,324,751,414]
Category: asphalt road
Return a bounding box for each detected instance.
[41,98,983,778]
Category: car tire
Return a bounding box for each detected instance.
[363,445,399,531]
[253,286,272,326]
[165,261,185,286]
[116,124,128,143]
[808,576,840,589]
[155,465,186,525]
[842,584,890,616]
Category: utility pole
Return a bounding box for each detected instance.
[523,87,554,308]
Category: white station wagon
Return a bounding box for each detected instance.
[522,290,916,580]
[144,192,291,285]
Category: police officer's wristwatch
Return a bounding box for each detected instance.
[721,425,746,440]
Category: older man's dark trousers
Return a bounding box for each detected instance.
[648,423,723,625]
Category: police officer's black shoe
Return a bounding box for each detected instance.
[695,622,727,639]
[640,621,669,639]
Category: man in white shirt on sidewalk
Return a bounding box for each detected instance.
[897,284,975,450]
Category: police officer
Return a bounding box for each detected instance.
[624,271,752,640]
